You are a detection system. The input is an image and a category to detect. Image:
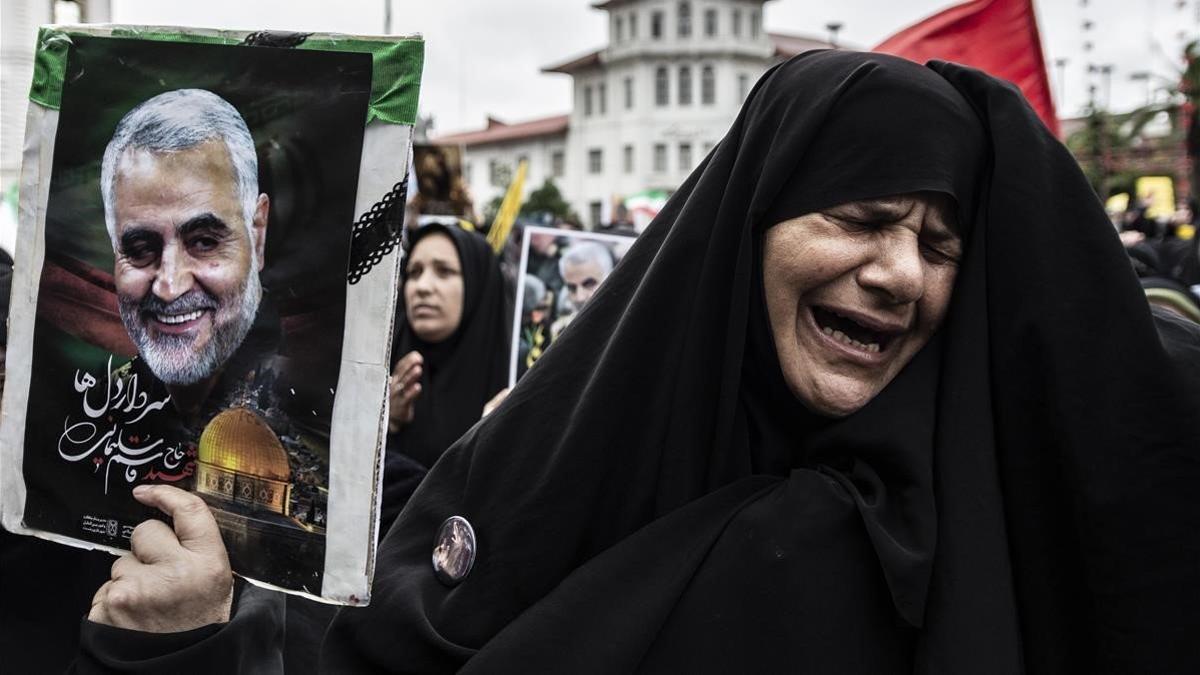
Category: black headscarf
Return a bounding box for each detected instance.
[385,223,510,480]
[325,51,1200,673]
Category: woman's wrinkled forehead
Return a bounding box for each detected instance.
[755,51,987,232]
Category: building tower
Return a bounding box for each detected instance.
[439,0,831,228]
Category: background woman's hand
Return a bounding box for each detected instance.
[389,350,424,433]
[482,387,510,418]
[1119,230,1146,247]
[88,485,233,633]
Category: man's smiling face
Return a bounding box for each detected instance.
[112,139,267,386]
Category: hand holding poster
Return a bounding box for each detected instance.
[0,25,424,605]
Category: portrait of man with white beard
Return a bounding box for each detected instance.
[102,88,269,415]
[4,33,391,599]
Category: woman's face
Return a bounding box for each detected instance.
[405,231,465,343]
[764,192,962,417]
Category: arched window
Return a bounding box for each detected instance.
[678,66,693,105]
[678,2,692,38]
[701,65,715,104]
[655,66,669,106]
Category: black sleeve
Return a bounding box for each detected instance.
[1151,304,1200,401]
[69,579,285,674]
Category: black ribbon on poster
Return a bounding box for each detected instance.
[347,178,408,285]
[241,31,313,49]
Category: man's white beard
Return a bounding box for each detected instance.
[119,269,262,387]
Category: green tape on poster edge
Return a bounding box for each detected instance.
[29,27,424,126]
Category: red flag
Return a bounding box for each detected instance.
[873,0,1059,136]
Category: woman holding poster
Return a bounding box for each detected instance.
[77,51,1198,673]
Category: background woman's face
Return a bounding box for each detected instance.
[763,192,961,417]
[405,231,465,343]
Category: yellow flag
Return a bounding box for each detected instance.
[487,159,528,254]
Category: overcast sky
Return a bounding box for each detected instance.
[110,0,1199,134]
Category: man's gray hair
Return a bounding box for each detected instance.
[100,89,259,246]
[558,241,614,278]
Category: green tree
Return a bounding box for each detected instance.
[1066,102,1172,198]
[1181,40,1199,201]
[482,195,505,226]
[520,179,575,221]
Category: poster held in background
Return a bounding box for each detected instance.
[509,226,634,385]
[410,144,473,218]
[1135,176,1176,221]
[0,25,424,605]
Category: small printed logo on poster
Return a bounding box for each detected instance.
[81,514,134,541]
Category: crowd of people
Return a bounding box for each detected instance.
[1115,197,1200,322]
[1,48,1198,673]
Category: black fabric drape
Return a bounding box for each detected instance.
[322,50,1199,674]
[0,532,114,673]
[387,223,511,472]
[71,581,284,674]
[930,60,1200,672]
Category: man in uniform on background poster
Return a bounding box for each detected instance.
[550,241,614,340]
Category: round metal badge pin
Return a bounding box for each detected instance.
[432,515,477,586]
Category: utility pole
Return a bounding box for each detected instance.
[1054,57,1069,112]
[1100,64,1114,110]
[1129,71,1151,106]
[825,22,843,48]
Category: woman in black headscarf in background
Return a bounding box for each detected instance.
[382,223,511,532]
[74,51,1199,674]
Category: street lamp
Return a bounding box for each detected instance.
[1099,64,1114,110]
[1089,63,1114,109]
[825,22,843,48]
[1129,71,1151,106]
[1054,57,1069,110]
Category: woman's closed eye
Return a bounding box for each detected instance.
[822,210,877,232]
[919,239,960,265]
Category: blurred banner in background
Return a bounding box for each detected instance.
[874,0,1059,136]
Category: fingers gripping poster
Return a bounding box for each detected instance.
[0,26,424,604]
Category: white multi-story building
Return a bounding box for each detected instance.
[1,0,110,253]
[438,0,830,228]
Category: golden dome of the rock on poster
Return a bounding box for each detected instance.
[198,408,290,482]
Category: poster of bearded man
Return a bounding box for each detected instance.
[509,226,634,384]
[0,26,424,605]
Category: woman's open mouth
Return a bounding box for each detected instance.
[809,306,901,356]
